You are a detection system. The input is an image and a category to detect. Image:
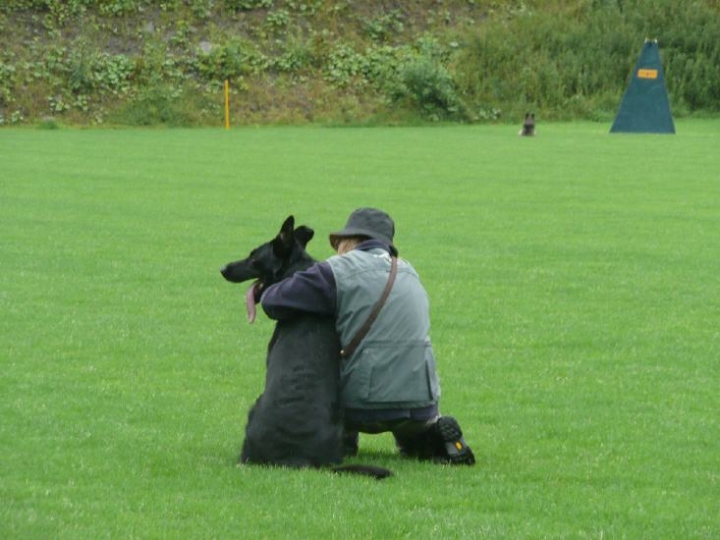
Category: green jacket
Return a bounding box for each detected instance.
[327,248,441,410]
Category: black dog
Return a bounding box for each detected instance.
[221,216,391,479]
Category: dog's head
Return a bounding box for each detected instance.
[221,215,314,322]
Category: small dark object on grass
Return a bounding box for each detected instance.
[519,112,535,136]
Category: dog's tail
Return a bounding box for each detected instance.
[332,464,392,480]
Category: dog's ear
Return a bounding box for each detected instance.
[273,216,295,257]
[294,226,314,248]
[280,215,295,234]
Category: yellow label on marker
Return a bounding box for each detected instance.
[637,69,658,79]
[455,442,463,450]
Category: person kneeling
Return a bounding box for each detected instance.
[261,208,475,465]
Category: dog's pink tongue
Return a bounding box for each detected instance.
[245,283,257,324]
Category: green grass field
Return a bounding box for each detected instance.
[2,121,719,539]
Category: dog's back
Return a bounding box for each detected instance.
[241,314,343,467]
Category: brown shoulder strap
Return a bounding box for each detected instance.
[340,256,398,359]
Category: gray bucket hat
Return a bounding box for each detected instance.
[329,207,398,256]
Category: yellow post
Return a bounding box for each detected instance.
[224,79,230,129]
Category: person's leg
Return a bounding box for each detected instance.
[345,418,430,456]
[343,429,359,457]
[344,413,475,465]
[343,419,394,457]
[392,418,438,460]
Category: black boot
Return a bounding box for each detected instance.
[433,416,475,465]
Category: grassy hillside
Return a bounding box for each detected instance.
[1,0,719,126]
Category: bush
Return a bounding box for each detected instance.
[223,0,273,11]
[455,0,720,119]
[67,50,134,96]
[393,57,465,121]
[383,37,467,121]
[110,85,216,126]
[192,38,255,82]
[0,60,17,106]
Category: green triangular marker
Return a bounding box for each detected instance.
[610,40,675,134]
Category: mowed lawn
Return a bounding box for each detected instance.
[1,121,718,539]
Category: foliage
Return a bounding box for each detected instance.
[0,0,146,18]
[393,57,465,121]
[362,9,405,43]
[223,0,274,11]
[192,37,255,81]
[66,49,134,96]
[388,36,466,121]
[455,0,720,120]
[264,8,291,33]
[0,0,719,125]
[0,59,17,106]
[110,85,183,125]
[319,37,466,121]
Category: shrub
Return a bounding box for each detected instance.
[393,57,466,121]
[223,0,273,11]
[0,60,17,106]
[67,50,134,96]
[381,36,466,121]
[109,85,216,126]
[362,9,405,43]
[264,8,291,32]
[324,44,368,87]
[455,0,720,119]
[195,36,264,81]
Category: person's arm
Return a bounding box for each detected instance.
[260,261,337,320]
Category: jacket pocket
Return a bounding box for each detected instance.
[361,341,434,404]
